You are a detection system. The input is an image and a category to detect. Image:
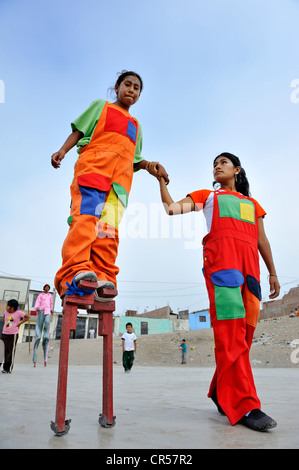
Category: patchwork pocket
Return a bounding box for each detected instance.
[217,194,255,225]
[99,187,125,230]
[78,185,107,218]
[211,269,245,320]
[247,274,262,300]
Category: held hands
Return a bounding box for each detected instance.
[147,161,170,185]
[51,149,66,169]
[268,274,280,299]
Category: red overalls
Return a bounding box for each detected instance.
[203,190,262,425]
[54,102,139,297]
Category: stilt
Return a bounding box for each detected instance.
[51,280,117,435]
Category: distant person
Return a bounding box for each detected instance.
[121,322,137,372]
[32,284,53,367]
[180,339,187,364]
[89,327,95,339]
[0,299,30,373]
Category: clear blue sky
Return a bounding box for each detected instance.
[1,0,299,315]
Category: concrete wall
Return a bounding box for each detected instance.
[114,316,189,336]
[260,286,299,320]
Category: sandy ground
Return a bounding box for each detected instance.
[15,315,299,369]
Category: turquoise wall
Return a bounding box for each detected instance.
[119,316,174,335]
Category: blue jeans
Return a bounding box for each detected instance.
[32,311,51,363]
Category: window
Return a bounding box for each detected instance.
[199,316,206,322]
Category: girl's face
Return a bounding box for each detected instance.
[115,75,141,110]
[213,156,240,185]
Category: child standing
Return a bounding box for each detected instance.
[51,70,169,299]
[158,152,280,432]
[32,284,53,367]
[121,322,137,372]
[180,339,187,364]
[1,299,30,373]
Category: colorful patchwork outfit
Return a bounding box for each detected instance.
[54,100,143,297]
[188,188,266,425]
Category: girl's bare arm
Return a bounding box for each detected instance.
[258,217,280,299]
[159,177,195,215]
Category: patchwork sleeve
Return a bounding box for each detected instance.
[187,189,212,211]
[249,197,266,218]
[71,99,106,152]
[133,124,143,171]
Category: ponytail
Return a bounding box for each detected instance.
[235,167,250,197]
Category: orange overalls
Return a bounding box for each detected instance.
[203,190,262,425]
[54,102,140,297]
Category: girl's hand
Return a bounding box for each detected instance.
[156,163,170,185]
[269,275,280,299]
[51,149,66,168]
[147,162,170,184]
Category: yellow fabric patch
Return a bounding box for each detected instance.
[99,189,125,229]
[240,202,254,223]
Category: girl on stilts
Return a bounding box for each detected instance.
[157,152,280,431]
[51,71,169,299]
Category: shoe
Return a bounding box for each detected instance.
[239,409,277,431]
[94,280,116,301]
[66,272,98,296]
[2,370,9,374]
[211,389,225,415]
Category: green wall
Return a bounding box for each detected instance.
[119,316,174,335]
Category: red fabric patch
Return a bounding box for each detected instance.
[104,107,137,143]
[77,173,111,191]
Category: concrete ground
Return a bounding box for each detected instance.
[0,364,298,450]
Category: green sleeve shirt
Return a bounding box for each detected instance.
[71,99,143,170]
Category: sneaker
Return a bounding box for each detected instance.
[2,370,9,374]
[66,272,98,296]
[94,280,116,301]
[239,409,277,431]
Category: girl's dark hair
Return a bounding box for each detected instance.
[115,70,143,92]
[43,284,50,290]
[7,299,19,311]
[213,152,250,197]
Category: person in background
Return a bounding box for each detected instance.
[32,284,53,367]
[121,322,137,372]
[1,299,30,373]
[180,339,187,364]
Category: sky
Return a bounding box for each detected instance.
[1,0,299,315]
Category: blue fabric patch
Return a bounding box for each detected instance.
[211,269,244,288]
[127,120,137,142]
[247,274,262,300]
[79,185,106,218]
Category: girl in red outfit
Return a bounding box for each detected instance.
[157,152,280,431]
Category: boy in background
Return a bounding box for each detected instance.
[180,339,187,364]
[121,322,137,372]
